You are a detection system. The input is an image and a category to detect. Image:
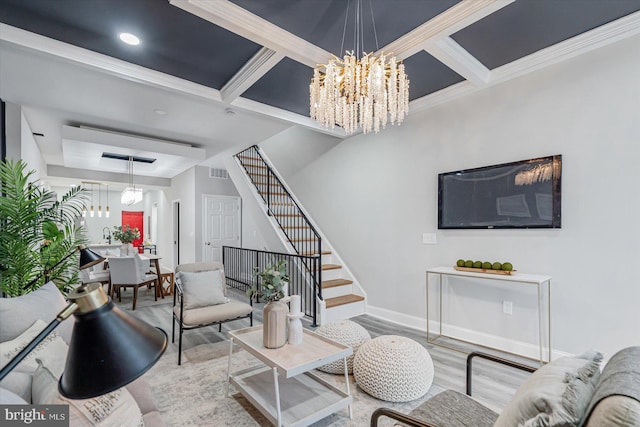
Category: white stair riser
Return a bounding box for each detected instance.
[320,268,342,281]
[322,284,352,299]
[322,300,366,324]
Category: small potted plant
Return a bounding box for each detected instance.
[249,260,290,348]
[112,225,140,255]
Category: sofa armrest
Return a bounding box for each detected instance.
[466,352,538,396]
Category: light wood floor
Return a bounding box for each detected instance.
[119,286,534,413]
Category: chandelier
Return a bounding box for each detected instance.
[121,156,143,205]
[309,0,409,135]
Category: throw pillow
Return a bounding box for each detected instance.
[0,319,68,375]
[32,360,145,427]
[177,270,227,310]
[494,352,602,427]
[0,281,74,344]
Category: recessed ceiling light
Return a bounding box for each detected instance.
[119,32,140,46]
[154,109,167,116]
[224,108,235,116]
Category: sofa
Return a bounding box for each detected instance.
[0,282,165,426]
[371,347,640,427]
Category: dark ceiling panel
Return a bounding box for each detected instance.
[242,58,314,116]
[231,0,460,55]
[0,0,261,89]
[451,0,640,69]
[403,51,464,100]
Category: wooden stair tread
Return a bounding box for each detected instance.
[325,294,365,309]
[321,263,341,271]
[322,278,353,289]
[274,213,301,217]
[282,225,310,229]
[291,237,318,242]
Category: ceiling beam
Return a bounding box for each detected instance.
[221,47,285,104]
[170,0,331,67]
[424,37,491,86]
[380,0,515,60]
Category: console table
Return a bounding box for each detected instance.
[426,266,551,364]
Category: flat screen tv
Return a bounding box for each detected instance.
[438,155,562,229]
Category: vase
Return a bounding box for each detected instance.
[121,243,134,256]
[263,300,288,348]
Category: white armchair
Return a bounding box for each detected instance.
[108,256,159,310]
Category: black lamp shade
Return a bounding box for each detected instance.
[59,301,167,399]
[78,246,106,270]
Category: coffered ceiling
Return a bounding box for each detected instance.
[1,0,639,188]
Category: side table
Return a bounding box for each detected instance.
[226,325,353,427]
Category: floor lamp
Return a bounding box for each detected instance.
[0,246,167,399]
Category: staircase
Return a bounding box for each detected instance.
[235,145,365,324]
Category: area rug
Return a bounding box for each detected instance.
[145,340,444,426]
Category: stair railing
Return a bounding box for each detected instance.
[223,246,320,326]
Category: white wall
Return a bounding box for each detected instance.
[261,34,640,358]
[164,167,196,265]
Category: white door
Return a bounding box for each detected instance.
[203,195,241,263]
[172,200,180,268]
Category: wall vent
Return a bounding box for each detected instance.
[209,168,229,179]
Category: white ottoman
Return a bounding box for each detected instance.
[353,335,434,402]
[315,320,371,374]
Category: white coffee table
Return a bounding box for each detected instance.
[226,325,353,427]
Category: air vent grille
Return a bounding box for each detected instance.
[102,152,156,163]
[209,168,229,179]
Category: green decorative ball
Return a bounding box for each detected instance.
[492,261,502,270]
[464,260,474,268]
[457,259,465,267]
[482,261,492,269]
[473,261,482,268]
[502,262,514,271]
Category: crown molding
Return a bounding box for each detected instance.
[230,97,346,139]
[490,10,640,86]
[0,23,223,103]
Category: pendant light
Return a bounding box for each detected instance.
[89,183,94,217]
[121,156,143,205]
[97,184,102,218]
[105,185,110,218]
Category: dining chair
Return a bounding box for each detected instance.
[108,256,159,310]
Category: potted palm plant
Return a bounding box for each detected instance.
[249,260,290,348]
[0,159,87,296]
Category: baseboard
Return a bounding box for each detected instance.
[366,304,571,361]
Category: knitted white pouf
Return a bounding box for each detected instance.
[315,320,371,374]
[353,335,434,402]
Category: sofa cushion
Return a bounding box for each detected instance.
[0,371,32,403]
[0,319,68,375]
[177,270,227,309]
[0,387,29,404]
[494,351,602,427]
[584,395,640,427]
[32,360,145,427]
[0,281,74,344]
[176,262,227,296]
[173,300,252,326]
